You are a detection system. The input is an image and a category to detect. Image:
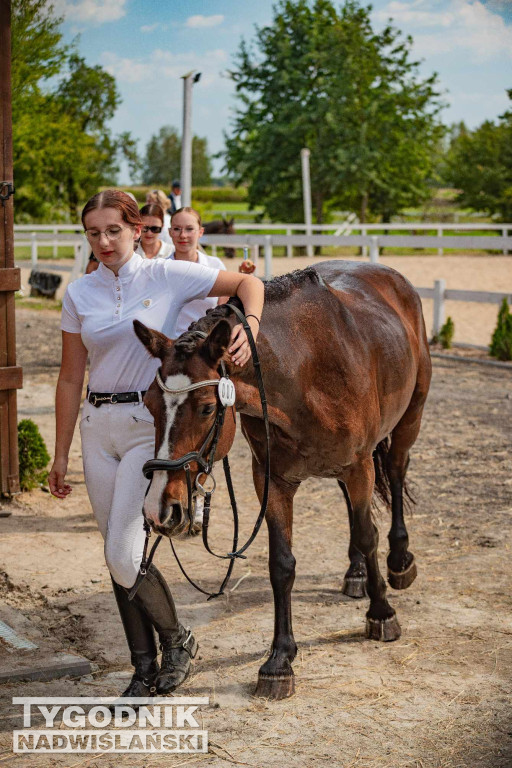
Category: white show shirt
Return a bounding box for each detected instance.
[61,252,218,393]
[136,240,174,259]
[170,251,226,338]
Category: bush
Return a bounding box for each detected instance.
[18,419,50,491]
[439,316,455,349]
[490,298,512,361]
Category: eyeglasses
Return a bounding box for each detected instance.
[84,226,127,242]
[142,225,162,234]
[171,226,199,235]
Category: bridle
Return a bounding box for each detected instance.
[127,305,270,602]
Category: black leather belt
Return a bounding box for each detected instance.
[88,390,147,407]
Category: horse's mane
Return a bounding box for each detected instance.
[174,266,323,360]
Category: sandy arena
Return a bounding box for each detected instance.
[0,254,511,767]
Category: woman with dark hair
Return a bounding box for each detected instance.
[48,189,263,698]
[136,204,174,260]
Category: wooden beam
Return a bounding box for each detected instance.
[0,267,19,292]
[0,366,22,390]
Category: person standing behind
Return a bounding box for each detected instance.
[145,190,172,243]
[136,204,174,260]
[168,180,181,214]
[169,206,227,338]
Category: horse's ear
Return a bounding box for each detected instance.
[228,217,234,227]
[202,319,231,366]
[133,320,172,359]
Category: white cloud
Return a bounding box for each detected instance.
[140,23,160,33]
[375,0,512,61]
[185,14,224,29]
[101,49,229,86]
[53,0,127,24]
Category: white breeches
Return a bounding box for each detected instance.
[80,400,155,588]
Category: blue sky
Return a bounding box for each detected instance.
[53,0,512,182]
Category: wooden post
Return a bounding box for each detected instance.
[0,0,22,495]
[437,227,443,257]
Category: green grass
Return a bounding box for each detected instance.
[15,295,62,311]
[14,246,76,260]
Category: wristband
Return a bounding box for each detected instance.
[245,314,261,324]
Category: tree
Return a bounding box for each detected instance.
[445,94,512,221]
[11,0,140,221]
[223,0,444,222]
[142,126,212,187]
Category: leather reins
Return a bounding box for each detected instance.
[128,305,270,602]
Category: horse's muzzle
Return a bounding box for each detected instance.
[150,500,191,539]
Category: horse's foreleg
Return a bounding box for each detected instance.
[345,457,401,642]
[386,392,427,590]
[252,459,298,700]
[338,480,368,599]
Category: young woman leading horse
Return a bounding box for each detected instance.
[48,189,263,699]
[134,260,432,700]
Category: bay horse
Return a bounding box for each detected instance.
[134,260,432,700]
[202,217,236,258]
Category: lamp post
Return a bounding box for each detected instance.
[301,148,313,257]
[180,71,201,208]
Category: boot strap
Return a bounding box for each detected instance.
[161,628,198,660]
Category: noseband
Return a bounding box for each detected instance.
[128,306,270,602]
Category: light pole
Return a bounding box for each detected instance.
[180,71,201,208]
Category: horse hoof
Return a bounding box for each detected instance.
[254,673,295,700]
[341,575,367,599]
[365,614,401,642]
[388,557,417,590]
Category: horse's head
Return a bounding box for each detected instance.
[222,217,236,258]
[134,318,237,539]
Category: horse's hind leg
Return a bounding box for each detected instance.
[386,383,429,590]
[345,457,401,642]
[252,459,299,700]
[339,480,368,599]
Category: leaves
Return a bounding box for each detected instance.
[223,0,444,223]
[11,0,140,221]
[142,126,212,187]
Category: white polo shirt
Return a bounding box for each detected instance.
[61,252,218,393]
[171,251,226,338]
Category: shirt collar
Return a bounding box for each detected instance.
[97,252,142,282]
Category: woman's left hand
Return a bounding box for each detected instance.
[229,323,255,366]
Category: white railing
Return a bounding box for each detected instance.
[201,233,512,279]
[417,281,512,337]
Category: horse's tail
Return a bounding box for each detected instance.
[372,437,415,512]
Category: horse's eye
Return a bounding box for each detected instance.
[200,404,216,416]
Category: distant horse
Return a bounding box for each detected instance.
[134,260,432,700]
[202,217,236,258]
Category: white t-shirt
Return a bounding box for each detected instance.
[136,240,174,259]
[170,251,226,338]
[61,253,218,392]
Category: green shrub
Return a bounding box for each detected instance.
[18,419,50,491]
[490,298,512,361]
[439,316,455,349]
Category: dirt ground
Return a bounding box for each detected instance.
[1,263,512,767]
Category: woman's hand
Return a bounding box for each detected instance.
[48,457,72,499]
[228,318,259,366]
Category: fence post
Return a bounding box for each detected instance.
[437,227,443,257]
[251,244,259,273]
[503,228,508,255]
[433,279,446,338]
[212,244,217,258]
[30,232,37,268]
[264,235,273,280]
[53,228,58,258]
[361,225,367,258]
[369,236,379,264]
[286,228,292,258]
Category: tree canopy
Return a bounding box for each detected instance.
[142,126,212,187]
[224,0,445,222]
[11,0,140,221]
[444,94,512,222]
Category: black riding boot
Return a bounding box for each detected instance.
[133,564,198,694]
[111,578,159,697]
